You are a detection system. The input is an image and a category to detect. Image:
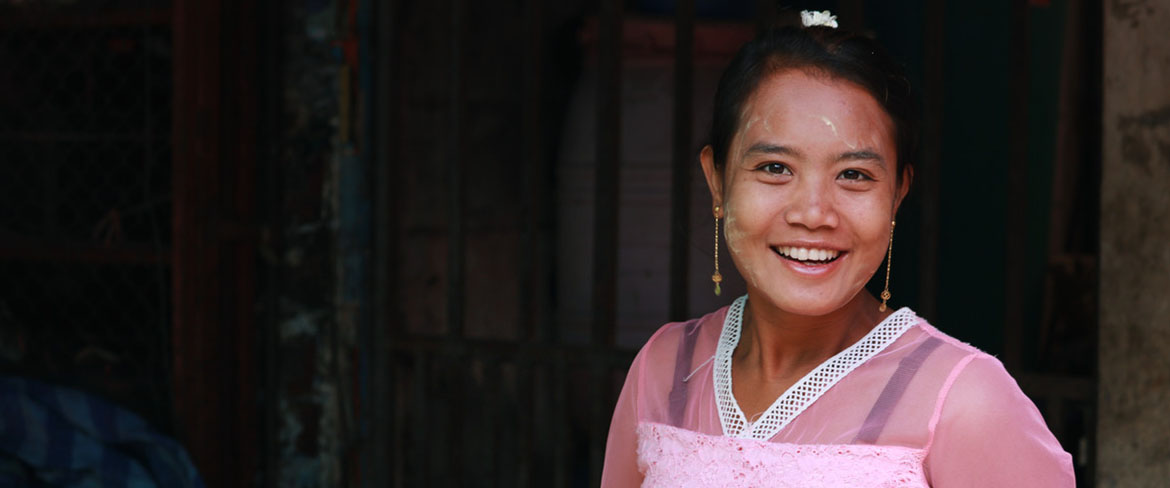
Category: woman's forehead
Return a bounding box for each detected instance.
[734,70,894,154]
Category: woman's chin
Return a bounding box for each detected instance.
[753,288,858,318]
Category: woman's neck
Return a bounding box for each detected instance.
[735,291,888,381]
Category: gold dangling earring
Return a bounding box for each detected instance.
[712,206,723,296]
[879,220,895,312]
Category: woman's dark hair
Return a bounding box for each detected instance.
[709,25,919,183]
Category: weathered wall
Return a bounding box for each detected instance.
[1098,0,1170,485]
[263,1,354,486]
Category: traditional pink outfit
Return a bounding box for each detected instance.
[602,296,1075,487]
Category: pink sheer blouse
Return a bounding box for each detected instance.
[601,296,1074,487]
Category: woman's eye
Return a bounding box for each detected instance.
[759,163,791,175]
[838,169,872,181]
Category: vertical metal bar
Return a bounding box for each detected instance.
[446,0,465,339]
[1047,396,1066,443]
[593,0,623,347]
[368,0,396,484]
[449,352,465,487]
[461,355,480,486]
[140,22,171,433]
[171,1,228,484]
[256,0,286,485]
[41,148,57,237]
[499,360,517,487]
[919,1,945,321]
[431,355,452,486]
[1003,0,1030,372]
[1046,0,1085,260]
[531,361,550,484]
[588,362,607,487]
[515,356,533,487]
[391,356,406,486]
[229,1,261,475]
[669,0,694,322]
[520,0,543,342]
[551,357,568,486]
[483,356,500,486]
[336,2,372,483]
[411,354,428,486]
[1081,1,1101,482]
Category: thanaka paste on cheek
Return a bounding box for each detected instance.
[720,203,767,291]
[721,204,761,290]
[723,204,742,256]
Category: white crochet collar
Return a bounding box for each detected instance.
[713,295,918,440]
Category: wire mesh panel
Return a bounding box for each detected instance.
[0,5,174,431]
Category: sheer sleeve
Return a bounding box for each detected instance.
[601,344,646,487]
[924,355,1075,487]
[601,316,699,487]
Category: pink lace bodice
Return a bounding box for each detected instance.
[601,298,1075,487]
[637,423,927,487]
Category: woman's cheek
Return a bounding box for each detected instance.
[722,206,762,290]
[723,208,744,257]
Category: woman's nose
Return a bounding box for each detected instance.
[783,180,839,230]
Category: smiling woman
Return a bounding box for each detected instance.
[709,70,904,320]
[601,15,1074,488]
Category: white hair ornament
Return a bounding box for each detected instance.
[800,10,839,28]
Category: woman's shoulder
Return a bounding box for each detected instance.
[638,305,728,354]
[888,311,1031,412]
[905,312,999,363]
[911,316,1074,484]
[903,313,1032,412]
[627,304,730,378]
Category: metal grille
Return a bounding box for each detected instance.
[0,9,173,431]
[373,2,1100,486]
[379,1,693,485]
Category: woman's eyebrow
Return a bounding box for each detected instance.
[744,142,802,158]
[836,150,884,163]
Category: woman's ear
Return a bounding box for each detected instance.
[893,164,914,212]
[700,145,724,212]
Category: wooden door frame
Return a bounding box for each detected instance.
[172,1,260,486]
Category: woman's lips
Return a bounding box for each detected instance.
[773,245,844,263]
[771,246,847,274]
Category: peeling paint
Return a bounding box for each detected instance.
[1156,137,1170,167]
[1110,0,1154,27]
[270,0,352,486]
[1118,106,1170,174]
[1118,105,1170,129]
[1100,2,1170,482]
[1121,133,1152,168]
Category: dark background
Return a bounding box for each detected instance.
[0,0,1099,486]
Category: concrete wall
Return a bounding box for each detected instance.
[1099,0,1170,485]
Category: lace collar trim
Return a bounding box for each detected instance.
[713,295,919,440]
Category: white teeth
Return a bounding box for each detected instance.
[777,246,840,262]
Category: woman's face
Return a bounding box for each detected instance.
[701,69,910,317]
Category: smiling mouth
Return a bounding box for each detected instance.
[772,246,844,265]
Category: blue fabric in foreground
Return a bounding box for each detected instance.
[0,376,204,488]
